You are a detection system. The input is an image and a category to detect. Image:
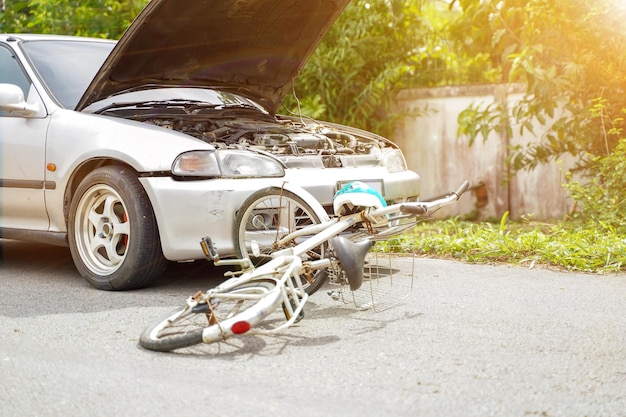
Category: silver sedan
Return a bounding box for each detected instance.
[0,0,420,290]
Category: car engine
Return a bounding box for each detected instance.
[143,115,389,168]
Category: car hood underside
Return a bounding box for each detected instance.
[76,0,351,114]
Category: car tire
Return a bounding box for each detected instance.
[68,166,167,290]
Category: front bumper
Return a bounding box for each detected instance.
[141,167,420,261]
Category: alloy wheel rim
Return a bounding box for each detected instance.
[74,184,130,275]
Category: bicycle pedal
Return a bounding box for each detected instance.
[192,303,209,313]
[192,301,218,314]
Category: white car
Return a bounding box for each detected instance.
[0,0,420,290]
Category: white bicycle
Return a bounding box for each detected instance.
[140,180,469,352]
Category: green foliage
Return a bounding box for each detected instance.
[392,215,626,273]
[564,135,626,233]
[0,0,148,38]
[282,0,426,136]
[282,0,489,137]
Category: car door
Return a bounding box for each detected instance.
[0,44,50,231]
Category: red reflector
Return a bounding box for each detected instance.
[231,321,251,335]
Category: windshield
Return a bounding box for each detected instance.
[84,87,269,115]
[21,39,114,109]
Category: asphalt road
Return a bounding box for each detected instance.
[1,238,625,417]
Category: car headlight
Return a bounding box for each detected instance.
[383,149,408,173]
[172,150,285,179]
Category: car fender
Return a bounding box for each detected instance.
[43,109,213,232]
[46,110,213,174]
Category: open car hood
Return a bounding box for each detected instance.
[76,0,351,113]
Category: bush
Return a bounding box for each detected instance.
[565,136,626,233]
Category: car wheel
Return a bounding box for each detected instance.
[68,166,167,290]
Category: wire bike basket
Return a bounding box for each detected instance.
[328,238,415,312]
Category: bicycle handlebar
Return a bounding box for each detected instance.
[454,180,470,197]
[399,204,427,216]
[393,180,470,218]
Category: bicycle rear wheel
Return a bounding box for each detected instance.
[234,187,328,295]
[139,280,279,352]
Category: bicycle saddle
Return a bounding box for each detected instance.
[330,236,372,291]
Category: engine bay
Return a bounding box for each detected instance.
[141,115,388,168]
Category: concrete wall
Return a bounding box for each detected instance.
[393,84,574,220]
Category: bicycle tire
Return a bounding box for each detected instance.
[233,187,328,295]
[139,280,279,352]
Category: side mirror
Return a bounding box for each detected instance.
[0,83,39,116]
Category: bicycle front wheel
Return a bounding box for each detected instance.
[234,187,328,295]
[139,280,279,352]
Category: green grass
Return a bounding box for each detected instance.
[376,213,626,273]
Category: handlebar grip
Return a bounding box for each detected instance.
[455,180,470,198]
[400,204,427,216]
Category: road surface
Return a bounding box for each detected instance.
[1,239,625,417]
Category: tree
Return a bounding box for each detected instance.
[453,0,626,175]
[282,0,421,136]
[282,0,479,136]
[0,0,147,38]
